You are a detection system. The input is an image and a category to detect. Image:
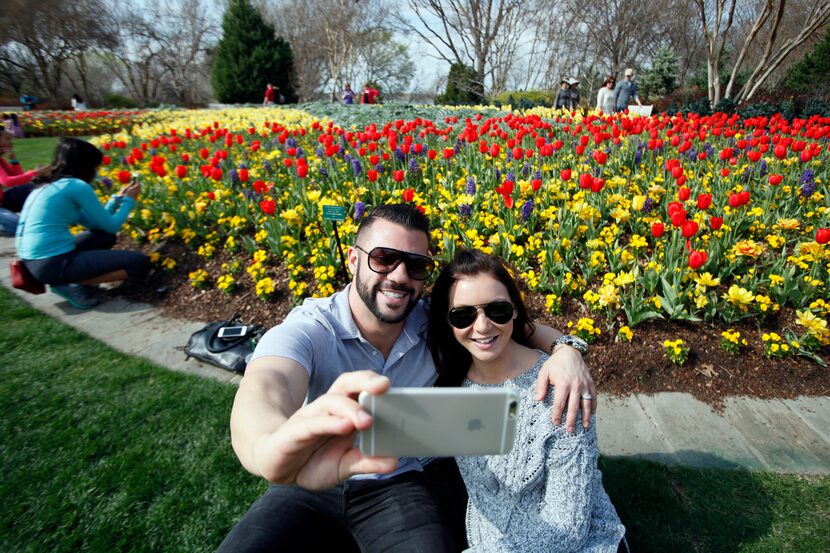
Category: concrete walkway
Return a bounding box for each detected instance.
[2,237,829,475]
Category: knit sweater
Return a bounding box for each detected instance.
[457,353,625,552]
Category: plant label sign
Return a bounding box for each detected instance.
[322,205,346,222]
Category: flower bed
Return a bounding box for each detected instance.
[87,105,828,378]
[10,110,156,137]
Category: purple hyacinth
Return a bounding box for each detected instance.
[520,199,534,221]
[100,176,113,190]
[533,169,542,181]
[642,196,655,213]
[495,169,501,181]
[459,203,472,218]
[319,167,329,178]
[316,147,324,158]
[800,169,816,198]
[351,158,363,177]
[375,163,385,174]
[408,157,420,174]
[286,137,298,148]
[394,148,405,162]
[465,177,476,195]
[506,172,516,183]
[354,201,366,221]
[229,169,239,184]
[521,162,531,177]
[454,139,462,155]
[149,148,156,156]
[296,147,305,158]
[634,148,643,165]
[505,150,512,162]
[263,160,272,172]
[758,159,767,178]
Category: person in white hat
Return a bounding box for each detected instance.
[567,77,581,109]
[614,68,642,113]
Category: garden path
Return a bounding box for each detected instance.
[2,235,828,475]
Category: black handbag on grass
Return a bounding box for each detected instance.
[184,317,265,374]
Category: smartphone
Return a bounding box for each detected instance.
[359,388,519,457]
[218,325,248,339]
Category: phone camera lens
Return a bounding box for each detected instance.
[508,401,518,418]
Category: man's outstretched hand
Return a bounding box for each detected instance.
[253,371,398,490]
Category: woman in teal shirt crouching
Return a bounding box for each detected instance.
[15,138,149,309]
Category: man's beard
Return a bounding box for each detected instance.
[355,264,419,324]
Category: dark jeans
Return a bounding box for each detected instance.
[23,229,150,285]
[217,459,468,553]
[1,183,35,213]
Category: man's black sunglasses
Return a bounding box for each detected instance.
[447,300,515,329]
[354,245,436,280]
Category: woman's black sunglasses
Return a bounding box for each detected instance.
[354,245,436,280]
[447,300,515,329]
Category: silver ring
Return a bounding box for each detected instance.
[581,393,593,401]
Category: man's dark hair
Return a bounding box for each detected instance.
[50,138,103,184]
[356,203,430,244]
[427,249,535,386]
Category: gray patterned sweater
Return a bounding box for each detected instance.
[457,353,625,552]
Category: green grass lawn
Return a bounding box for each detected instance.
[1,286,828,552]
[10,136,61,169]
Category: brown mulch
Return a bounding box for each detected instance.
[113,241,830,409]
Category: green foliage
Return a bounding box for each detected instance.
[0,287,264,552]
[490,90,557,109]
[435,63,484,106]
[104,94,137,109]
[783,27,830,96]
[212,0,295,104]
[639,46,680,101]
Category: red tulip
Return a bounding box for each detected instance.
[503,195,514,208]
[175,165,187,178]
[697,193,712,210]
[678,187,691,201]
[688,250,708,270]
[592,150,607,165]
[591,178,605,193]
[531,179,542,192]
[402,188,415,202]
[773,144,787,159]
[670,210,687,227]
[259,199,276,215]
[682,220,699,238]
[238,168,249,182]
[367,169,378,182]
[211,167,223,180]
[117,170,132,184]
[296,164,308,178]
[393,170,405,182]
[816,228,830,244]
[738,190,750,205]
[560,169,572,181]
[651,222,665,238]
[721,168,730,177]
[443,148,454,159]
[728,193,741,208]
[709,216,723,231]
[579,173,593,189]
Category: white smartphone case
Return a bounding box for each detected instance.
[359,388,519,457]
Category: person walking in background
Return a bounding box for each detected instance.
[342,83,356,105]
[614,68,642,113]
[15,138,150,309]
[360,83,380,105]
[427,249,626,552]
[71,94,87,111]
[263,84,276,106]
[0,128,51,234]
[567,77,581,109]
[597,76,616,114]
[554,79,571,109]
[2,113,25,138]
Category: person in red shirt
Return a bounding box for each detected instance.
[360,84,380,105]
[0,129,51,234]
[263,84,276,105]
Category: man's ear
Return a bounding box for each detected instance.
[347,246,359,274]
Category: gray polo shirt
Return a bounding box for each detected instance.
[252,284,438,477]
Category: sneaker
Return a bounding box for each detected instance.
[51,284,100,310]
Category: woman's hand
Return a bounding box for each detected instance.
[123,182,141,200]
[35,165,52,177]
[535,346,597,432]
